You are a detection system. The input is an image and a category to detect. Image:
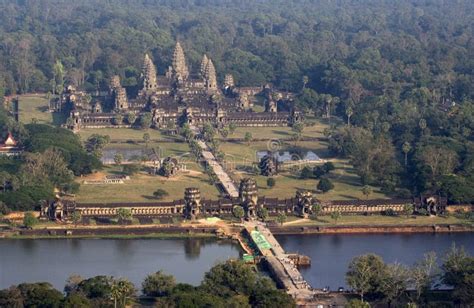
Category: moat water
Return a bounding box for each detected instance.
[0,233,472,290]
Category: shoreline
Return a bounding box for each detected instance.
[1,223,472,239]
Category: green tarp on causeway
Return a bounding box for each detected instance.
[250,230,272,251]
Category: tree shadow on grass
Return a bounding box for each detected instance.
[52,112,66,126]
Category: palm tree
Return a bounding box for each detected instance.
[346,106,353,126]
[402,141,412,167]
[302,75,309,90]
[362,185,372,199]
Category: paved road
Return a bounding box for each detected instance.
[196,140,239,198]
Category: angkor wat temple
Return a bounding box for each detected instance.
[61,42,302,131]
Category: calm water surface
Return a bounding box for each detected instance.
[276,233,474,289]
[1,233,472,291]
[0,238,241,290]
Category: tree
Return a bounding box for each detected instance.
[362,185,372,199]
[345,106,353,126]
[419,118,427,135]
[291,122,305,145]
[441,244,474,305]
[153,189,168,200]
[277,213,287,226]
[257,207,269,222]
[114,153,123,166]
[345,299,370,308]
[310,204,321,220]
[233,206,245,222]
[23,212,38,229]
[317,178,334,192]
[143,133,150,148]
[330,211,341,224]
[409,252,439,304]
[323,162,335,172]
[53,60,64,94]
[378,263,410,307]
[228,123,237,136]
[71,211,82,226]
[313,166,326,179]
[346,254,386,302]
[140,112,152,129]
[220,127,229,139]
[85,134,110,159]
[244,132,253,145]
[110,278,134,308]
[266,177,275,188]
[113,114,123,125]
[17,282,64,307]
[402,142,412,167]
[302,75,309,89]
[116,208,132,223]
[403,204,413,218]
[202,122,216,142]
[300,166,312,179]
[142,271,176,297]
[123,164,140,175]
[126,113,136,125]
[63,293,91,308]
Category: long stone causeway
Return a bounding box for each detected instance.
[244,221,319,303]
[193,135,319,304]
[195,139,239,198]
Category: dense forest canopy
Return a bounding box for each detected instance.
[0,0,472,204]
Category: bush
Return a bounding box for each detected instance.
[123,164,141,175]
[153,189,169,199]
[23,212,38,228]
[317,178,334,193]
[267,177,276,188]
[417,208,429,216]
[300,166,312,179]
[313,166,326,179]
[142,271,176,297]
[323,162,335,172]
[382,208,396,216]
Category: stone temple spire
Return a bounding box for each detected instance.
[172,41,189,81]
[200,54,209,77]
[204,59,217,91]
[142,53,157,91]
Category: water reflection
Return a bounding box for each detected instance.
[184,238,202,259]
[276,233,474,289]
[0,238,241,290]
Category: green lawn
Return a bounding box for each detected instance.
[285,215,470,227]
[75,164,220,203]
[103,141,191,159]
[78,128,175,142]
[221,120,329,140]
[219,138,388,201]
[18,94,65,125]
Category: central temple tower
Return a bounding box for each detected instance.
[172,41,189,81]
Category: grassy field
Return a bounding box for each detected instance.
[219,137,383,201]
[232,160,387,201]
[221,120,330,140]
[78,128,175,142]
[17,94,66,125]
[284,215,471,227]
[75,163,220,203]
[103,141,192,159]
